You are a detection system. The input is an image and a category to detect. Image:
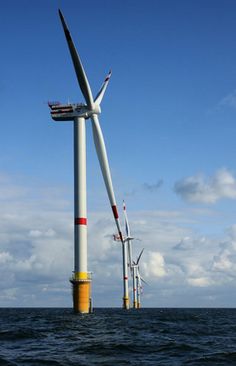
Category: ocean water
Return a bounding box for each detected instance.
[0,308,235,365]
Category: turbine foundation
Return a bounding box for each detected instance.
[70,272,92,313]
[123,297,129,310]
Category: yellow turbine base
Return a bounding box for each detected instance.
[133,301,138,309]
[74,271,88,280]
[72,272,91,313]
[123,297,129,310]
[137,302,141,309]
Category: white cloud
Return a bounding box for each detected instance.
[212,250,232,271]
[174,168,236,203]
[28,230,42,238]
[188,277,211,287]
[143,180,163,193]
[0,251,12,264]
[219,89,236,109]
[143,251,167,278]
[28,229,56,238]
[174,236,206,251]
[1,172,236,307]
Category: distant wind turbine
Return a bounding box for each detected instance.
[122,200,147,308]
[132,248,147,308]
[49,9,125,313]
[122,200,134,307]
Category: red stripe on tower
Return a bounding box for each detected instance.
[112,205,119,219]
[75,218,87,225]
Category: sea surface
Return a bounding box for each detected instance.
[0,308,235,365]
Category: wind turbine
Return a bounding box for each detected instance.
[113,201,131,310]
[123,200,146,308]
[122,200,135,307]
[132,249,146,308]
[49,9,125,313]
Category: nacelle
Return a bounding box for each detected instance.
[49,102,101,121]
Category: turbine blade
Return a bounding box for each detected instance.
[127,240,133,269]
[137,271,143,292]
[123,200,131,237]
[137,267,148,286]
[137,248,144,264]
[58,9,94,109]
[141,276,148,286]
[123,200,133,267]
[91,114,123,240]
[94,70,112,106]
[123,200,134,268]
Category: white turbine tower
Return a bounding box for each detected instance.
[49,9,125,313]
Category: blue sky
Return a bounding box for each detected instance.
[1,0,236,307]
